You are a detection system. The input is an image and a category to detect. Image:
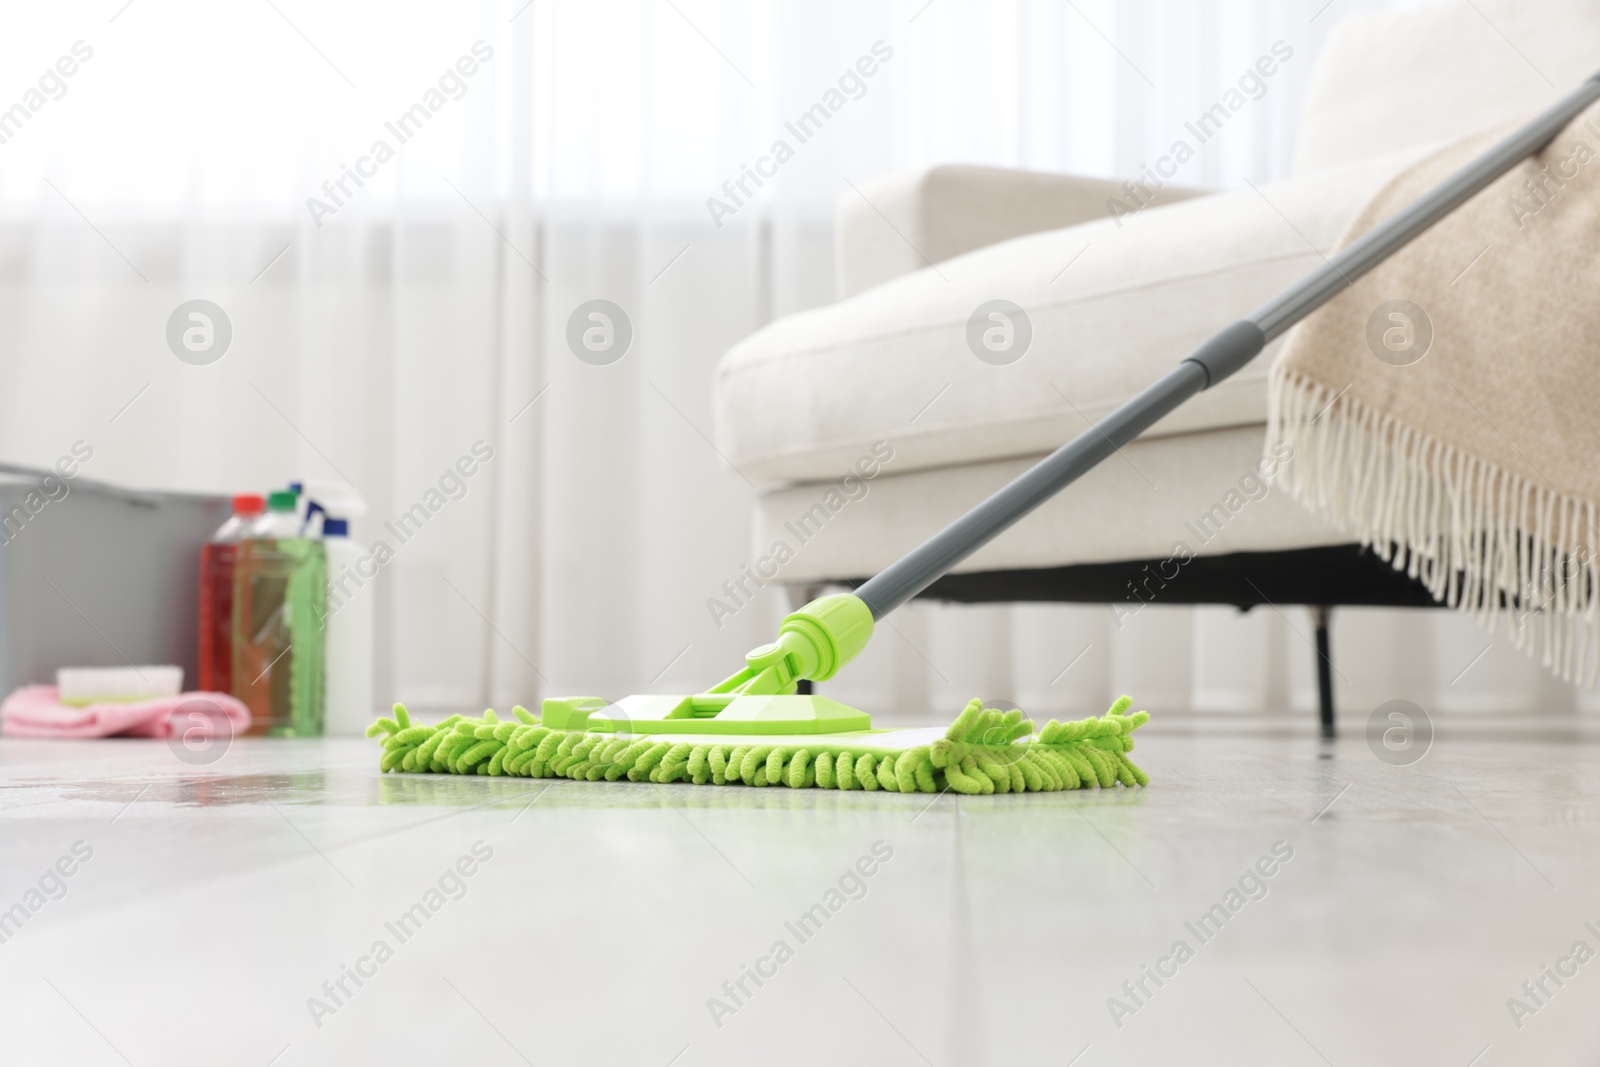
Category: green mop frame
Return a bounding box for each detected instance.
[371,73,1600,793]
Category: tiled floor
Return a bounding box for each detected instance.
[1,721,1597,1066]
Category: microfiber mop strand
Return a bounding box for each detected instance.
[367,697,1150,794]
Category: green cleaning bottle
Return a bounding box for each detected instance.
[233,489,327,736]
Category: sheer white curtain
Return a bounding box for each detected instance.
[2,0,1582,721]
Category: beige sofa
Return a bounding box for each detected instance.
[711,0,1600,728]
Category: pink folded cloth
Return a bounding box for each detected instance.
[1,685,251,739]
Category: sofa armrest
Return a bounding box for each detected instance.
[835,164,1208,299]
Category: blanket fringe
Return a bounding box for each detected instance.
[1267,365,1600,685]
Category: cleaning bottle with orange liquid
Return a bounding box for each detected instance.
[197,493,265,694]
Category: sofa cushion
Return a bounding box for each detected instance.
[715,146,1432,486]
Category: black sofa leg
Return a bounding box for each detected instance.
[1313,605,1335,739]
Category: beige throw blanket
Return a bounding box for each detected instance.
[1269,102,1600,683]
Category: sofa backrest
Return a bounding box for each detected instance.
[1295,0,1600,174]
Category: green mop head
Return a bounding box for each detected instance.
[366,696,1150,794]
[367,594,1151,794]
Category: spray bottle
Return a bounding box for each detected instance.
[305,480,375,736]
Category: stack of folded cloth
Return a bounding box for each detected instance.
[1,666,250,739]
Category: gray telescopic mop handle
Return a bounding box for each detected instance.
[854,72,1600,621]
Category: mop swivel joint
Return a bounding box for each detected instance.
[711,593,874,696]
[533,594,880,735]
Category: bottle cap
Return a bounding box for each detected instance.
[233,493,265,515]
[323,518,349,537]
[267,490,298,511]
